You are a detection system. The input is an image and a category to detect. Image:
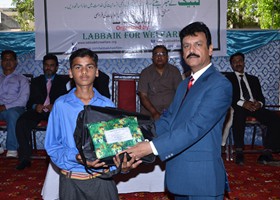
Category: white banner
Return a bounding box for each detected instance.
[35,0,227,60]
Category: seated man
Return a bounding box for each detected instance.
[225,52,280,165]
[138,45,182,120]
[15,54,69,170]
[0,50,30,158]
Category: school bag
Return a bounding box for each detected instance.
[73,105,156,177]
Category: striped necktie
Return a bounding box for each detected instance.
[188,76,194,91]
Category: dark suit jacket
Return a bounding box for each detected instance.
[26,74,69,110]
[225,72,265,108]
[94,70,110,98]
[153,66,232,195]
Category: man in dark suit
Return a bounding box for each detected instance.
[15,54,69,170]
[225,52,280,165]
[125,22,232,199]
[93,70,110,98]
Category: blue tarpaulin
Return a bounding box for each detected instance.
[0,30,279,56]
[227,30,280,55]
[0,32,35,55]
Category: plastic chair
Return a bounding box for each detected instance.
[222,107,266,161]
[31,120,48,151]
[0,120,7,134]
[245,116,267,149]
[0,119,47,151]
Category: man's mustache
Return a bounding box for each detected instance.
[187,53,200,58]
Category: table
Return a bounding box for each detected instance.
[115,159,165,193]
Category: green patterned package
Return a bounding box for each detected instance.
[87,116,144,159]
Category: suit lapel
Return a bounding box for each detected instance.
[40,75,47,97]
[187,66,215,97]
[174,66,216,116]
[230,74,241,101]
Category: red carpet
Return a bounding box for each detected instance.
[0,150,279,200]
[224,152,280,200]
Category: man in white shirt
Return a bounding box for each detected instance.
[225,52,280,165]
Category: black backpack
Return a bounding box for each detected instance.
[73,105,156,177]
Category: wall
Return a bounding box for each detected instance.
[0,32,279,149]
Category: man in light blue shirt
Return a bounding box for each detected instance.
[0,50,30,157]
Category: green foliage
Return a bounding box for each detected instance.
[12,0,34,31]
[227,0,280,29]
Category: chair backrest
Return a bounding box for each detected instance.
[0,120,7,132]
[111,73,140,112]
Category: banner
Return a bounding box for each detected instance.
[35,0,227,60]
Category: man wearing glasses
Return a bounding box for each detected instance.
[138,45,182,120]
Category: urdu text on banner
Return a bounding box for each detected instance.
[35,0,227,60]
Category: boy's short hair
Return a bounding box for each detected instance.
[1,50,17,60]
[43,53,59,66]
[69,48,98,68]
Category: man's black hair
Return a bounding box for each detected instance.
[230,52,245,64]
[179,21,212,49]
[43,53,59,66]
[1,50,17,60]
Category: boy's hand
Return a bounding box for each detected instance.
[113,153,142,174]
[76,154,106,168]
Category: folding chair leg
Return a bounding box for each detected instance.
[33,131,37,151]
[229,144,234,161]
[225,130,234,161]
[251,126,257,149]
[29,132,33,151]
[225,144,230,161]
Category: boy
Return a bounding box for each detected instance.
[45,48,141,200]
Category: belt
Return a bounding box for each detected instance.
[60,169,109,180]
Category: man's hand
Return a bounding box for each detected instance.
[139,92,161,120]
[151,111,161,120]
[36,104,53,113]
[44,104,53,112]
[125,141,153,161]
[252,101,261,111]
[36,104,45,113]
[243,101,261,112]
